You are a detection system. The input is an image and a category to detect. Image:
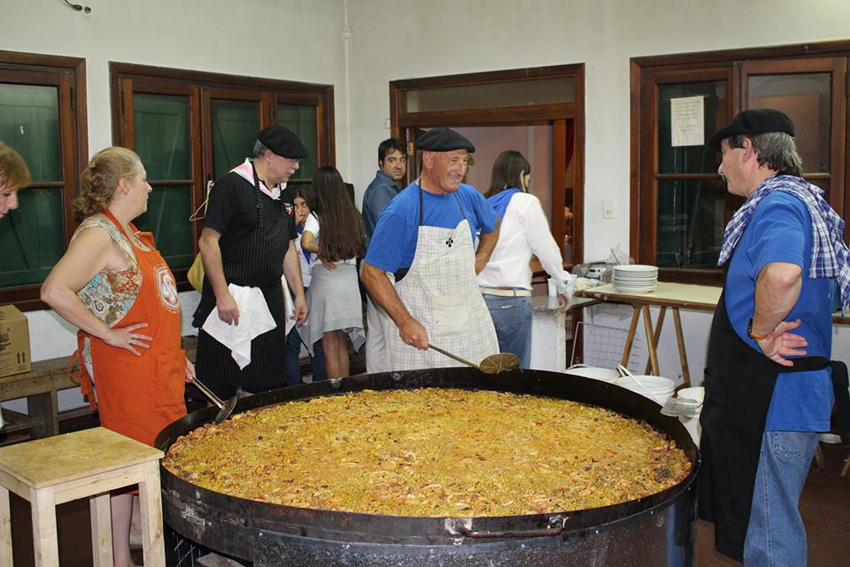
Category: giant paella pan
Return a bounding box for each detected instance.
[155,367,700,567]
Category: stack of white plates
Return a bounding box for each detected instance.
[613,264,658,293]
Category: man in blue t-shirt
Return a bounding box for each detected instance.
[699,109,850,566]
[361,128,501,370]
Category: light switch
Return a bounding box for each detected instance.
[603,199,615,219]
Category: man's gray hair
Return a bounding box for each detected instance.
[253,139,269,158]
[728,132,803,177]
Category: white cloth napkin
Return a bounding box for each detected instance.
[202,284,277,369]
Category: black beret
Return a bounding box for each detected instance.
[416,128,475,153]
[257,125,309,159]
[708,108,795,152]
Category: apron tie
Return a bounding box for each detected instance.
[69,330,98,411]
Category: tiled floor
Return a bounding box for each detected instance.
[696,442,850,566]
[7,436,849,566]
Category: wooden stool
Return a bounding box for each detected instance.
[0,427,165,567]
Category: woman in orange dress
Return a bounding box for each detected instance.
[41,147,193,567]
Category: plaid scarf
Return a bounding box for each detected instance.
[718,175,850,310]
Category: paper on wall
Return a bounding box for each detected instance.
[671,96,704,147]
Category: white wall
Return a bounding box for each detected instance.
[345,0,850,386]
[3,0,850,411]
[0,0,348,411]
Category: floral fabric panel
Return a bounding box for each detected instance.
[72,216,142,328]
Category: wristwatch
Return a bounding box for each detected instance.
[747,317,772,340]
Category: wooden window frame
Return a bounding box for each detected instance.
[390,64,585,267]
[631,40,850,285]
[0,50,88,310]
[110,63,334,289]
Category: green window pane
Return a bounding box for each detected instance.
[658,81,727,175]
[134,185,194,270]
[0,188,65,286]
[0,84,61,182]
[134,93,191,180]
[278,104,317,179]
[656,180,726,270]
[211,100,259,180]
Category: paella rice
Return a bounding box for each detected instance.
[163,388,691,516]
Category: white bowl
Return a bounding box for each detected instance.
[566,365,620,383]
[614,375,675,403]
[677,387,705,404]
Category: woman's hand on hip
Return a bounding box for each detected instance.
[104,322,151,356]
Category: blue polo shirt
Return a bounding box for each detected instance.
[725,191,835,432]
[365,182,499,273]
[362,170,402,251]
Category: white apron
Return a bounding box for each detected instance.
[386,187,498,370]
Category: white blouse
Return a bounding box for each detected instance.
[477,192,569,293]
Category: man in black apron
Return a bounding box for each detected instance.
[194,125,309,398]
[699,109,850,566]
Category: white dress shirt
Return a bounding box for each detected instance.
[477,192,569,293]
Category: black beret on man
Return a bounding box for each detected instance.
[417,127,476,153]
[257,125,309,159]
[709,108,795,152]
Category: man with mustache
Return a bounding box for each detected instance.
[194,125,309,398]
[361,137,407,373]
[699,109,850,566]
[362,128,500,371]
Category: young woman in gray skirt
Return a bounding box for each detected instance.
[298,166,365,378]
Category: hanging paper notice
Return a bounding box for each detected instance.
[671,96,704,147]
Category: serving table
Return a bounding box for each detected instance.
[578,282,850,386]
[0,427,165,567]
[577,282,722,386]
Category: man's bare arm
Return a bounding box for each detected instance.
[198,227,239,325]
[283,239,308,326]
[752,261,808,365]
[361,261,428,350]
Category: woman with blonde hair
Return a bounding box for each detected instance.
[478,150,571,368]
[41,147,192,567]
[0,141,31,220]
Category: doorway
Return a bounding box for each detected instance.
[390,64,584,267]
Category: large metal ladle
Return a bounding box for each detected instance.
[428,343,520,375]
[192,377,239,424]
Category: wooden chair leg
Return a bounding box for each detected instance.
[139,461,166,567]
[0,486,13,567]
[642,305,660,376]
[644,306,667,374]
[90,493,113,567]
[841,454,850,478]
[622,306,641,367]
[30,486,59,567]
[672,308,691,387]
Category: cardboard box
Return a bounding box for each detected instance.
[0,305,31,378]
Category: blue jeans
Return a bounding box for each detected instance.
[743,430,818,567]
[285,326,326,386]
[483,294,533,369]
